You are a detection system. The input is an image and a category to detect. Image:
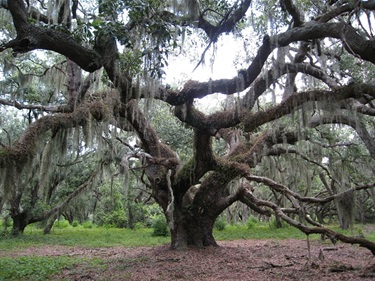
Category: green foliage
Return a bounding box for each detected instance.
[0,227,170,250]
[53,219,70,229]
[214,224,308,241]
[0,256,77,281]
[119,50,143,76]
[149,101,193,162]
[101,210,128,228]
[151,216,169,237]
[94,182,128,228]
[268,216,289,230]
[0,255,103,281]
[339,52,375,83]
[246,217,260,229]
[143,203,165,227]
[214,218,227,231]
[82,221,94,229]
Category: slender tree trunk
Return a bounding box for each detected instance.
[44,214,59,234]
[63,211,74,225]
[127,202,135,229]
[275,214,283,228]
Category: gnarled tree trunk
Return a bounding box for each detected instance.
[169,207,218,249]
[11,211,30,235]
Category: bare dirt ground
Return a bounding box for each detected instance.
[3,238,375,280]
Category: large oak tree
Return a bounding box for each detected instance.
[1,0,375,252]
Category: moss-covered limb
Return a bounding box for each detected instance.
[94,32,132,103]
[123,100,161,156]
[173,70,366,135]
[243,190,375,255]
[158,21,374,108]
[121,101,182,209]
[0,98,71,113]
[242,62,339,109]
[3,0,102,72]
[238,183,272,217]
[224,129,289,168]
[242,83,375,133]
[309,113,375,159]
[173,71,353,137]
[0,98,116,170]
[173,158,196,187]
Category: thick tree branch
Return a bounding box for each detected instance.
[246,174,375,205]
[355,103,375,116]
[280,0,304,27]
[309,113,375,159]
[2,0,102,72]
[123,100,162,157]
[243,83,375,133]
[0,95,118,169]
[242,62,339,109]
[198,0,252,42]
[241,189,375,255]
[238,184,272,217]
[156,21,372,109]
[174,62,338,132]
[0,98,69,113]
[275,22,375,64]
[174,129,216,197]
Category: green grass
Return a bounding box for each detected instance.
[0,227,170,252]
[1,222,373,281]
[0,224,310,280]
[213,224,315,240]
[1,222,374,253]
[0,256,88,281]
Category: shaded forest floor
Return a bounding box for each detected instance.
[3,238,375,280]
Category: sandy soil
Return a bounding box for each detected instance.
[2,239,375,280]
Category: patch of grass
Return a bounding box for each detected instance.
[0,227,170,252]
[214,218,227,231]
[0,256,84,281]
[1,223,374,254]
[214,224,317,240]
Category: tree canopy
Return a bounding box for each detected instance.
[1,0,375,252]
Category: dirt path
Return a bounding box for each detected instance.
[2,239,375,280]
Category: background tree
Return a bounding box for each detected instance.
[1,0,375,252]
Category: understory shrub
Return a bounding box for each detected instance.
[152,216,169,237]
[246,217,259,229]
[95,210,127,228]
[214,218,227,231]
[53,219,70,229]
[82,221,94,229]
